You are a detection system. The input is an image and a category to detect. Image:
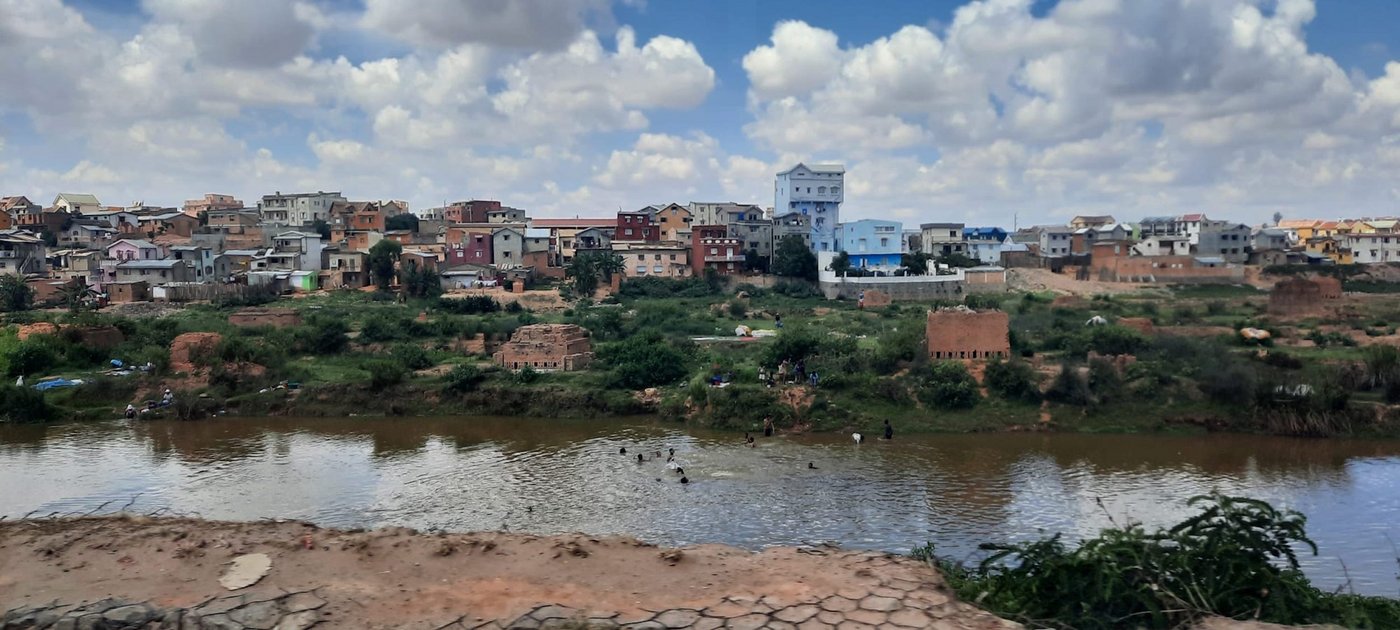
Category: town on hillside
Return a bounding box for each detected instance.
[1,163,1393,308]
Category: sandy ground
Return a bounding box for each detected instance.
[1005,268,1153,296]
[0,516,1015,629]
[441,288,570,312]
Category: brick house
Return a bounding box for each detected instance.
[691,225,745,276]
[926,308,1010,361]
[444,200,500,224]
[493,324,595,371]
[616,210,660,243]
[446,231,493,268]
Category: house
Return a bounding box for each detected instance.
[1196,223,1251,264]
[492,227,525,268]
[1035,226,1073,257]
[0,206,12,230]
[1069,215,1116,230]
[530,217,616,264]
[443,200,500,224]
[1071,224,1133,255]
[964,227,1009,264]
[336,230,384,254]
[571,227,613,260]
[445,231,493,268]
[836,219,903,271]
[48,249,103,289]
[1176,214,1210,244]
[115,259,196,284]
[271,231,325,271]
[258,191,347,226]
[400,251,438,273]
[206,208,261,233]
[84,210,140,232]
[493,324,594,372]
[215,249,264,279]
[323,247,368,289]
[1132,235,1192,257]
[1277,219,1321,243]
[775,163,844,252]
[52,193,102,215]
[650,203,693,241]
[1345,233,1400,264]
[772,211,812,252]
[1,196,40,224]
[921,223,968,257]
[0,230,46,275]
[137,211,199,238]
[616,243,691,278]
[1305,236,1351,265]
[691,225,744,276]
[1251,228,1291,254]
[169,245,215,282]
[106,281,150,303]
[329,201,387,232]
[106,238,163,262]
[616,210,660,243]
[1139,216,1181,238]
[61,222,119,249]
[487,206,527,223]
[182,193,243,218]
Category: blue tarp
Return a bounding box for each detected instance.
[33,378,83,391]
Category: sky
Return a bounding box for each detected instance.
[2,0,1400,228]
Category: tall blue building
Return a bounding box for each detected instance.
[836,219,903,271]
[775,163,844,253]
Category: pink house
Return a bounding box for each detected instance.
[105,238,163,262]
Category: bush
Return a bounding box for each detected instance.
[763,326,823,366]
[436,295,501,315]
[366,359,407,388]
[1087,358,1123,403]
[360,317,408,343]
[617,276,719,299]
[1046,362,1091,406]
[964,293,1003,310]
[302,318,349,354]
[391,344,433,370]
[985,358,1040,403]
[5,341,57,377]
[504,301,525,314]
[917,361,980,409]
[598,334,690,390]
[0,383,53,422]
[1084,325,1149,356]
[920,493,1400,630]
[1206,300,1228,316]
[771,279,821,299]
[443,364,484,393]
[512,365,541,385]
[727,300,747,318]
[1200,360,1257,406]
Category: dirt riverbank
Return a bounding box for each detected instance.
[0,516,1017,629]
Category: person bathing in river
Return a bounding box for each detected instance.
[884,419,894,441]
[763,416,775,438]
[125,403,136,419]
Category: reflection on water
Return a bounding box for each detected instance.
[3,417,1400,595]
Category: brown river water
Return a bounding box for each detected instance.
[2,416,1399,596]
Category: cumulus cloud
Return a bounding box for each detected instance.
[142,0,314,68]
[360,0,610,50]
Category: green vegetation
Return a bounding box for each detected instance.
[915,493,1400,629]
[0,275,34,312]
[565,251,625,296]
[772,235,817,281]
[367,240,402,291]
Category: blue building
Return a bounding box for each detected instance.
[775,163,844,253]
[964,226,1009,264]
[836,219,903,271]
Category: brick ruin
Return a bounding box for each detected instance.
[925,307,1010,361]
[493,324,595,371]
[1269,276,1342,316]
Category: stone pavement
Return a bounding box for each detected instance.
[2,550,1020,629]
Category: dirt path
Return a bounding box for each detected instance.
[1006,268,1153,296]
[0,516,1019,629]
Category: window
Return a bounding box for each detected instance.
[669,254,677,261]
[654,254,662,260]
[710,247,718,255]
[818,186,826,194]
[831,186,840,195]
[636,265,646,274]
[880,237,889,248]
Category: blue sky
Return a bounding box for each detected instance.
[3,0,1400,226]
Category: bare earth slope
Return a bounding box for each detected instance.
[0,516,1019,629]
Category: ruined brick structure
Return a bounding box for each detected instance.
[493,324,594,371]
[925,308,1010,361]
[229,308,302,328]
[1269,276,1342,316]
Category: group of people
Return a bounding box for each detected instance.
[124,389,175,419]
[621,446,689,484]
[759,359,818,388]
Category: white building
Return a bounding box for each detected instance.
[775,163,844,253]
[258,191,347,227]
[52,193,103,215]
[1347,234,1400,264]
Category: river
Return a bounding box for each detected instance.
[3,417,1399,596]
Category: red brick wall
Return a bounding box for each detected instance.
[926,310,1010,361]
[492,324,595,371]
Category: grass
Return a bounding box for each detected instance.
[1168,284,1263,299]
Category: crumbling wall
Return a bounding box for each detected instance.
[229,308,302,328]
[493,324,594,371]
[926,308,1010,361]
[1269,276,1340,316]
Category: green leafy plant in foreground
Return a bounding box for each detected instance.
[914,493,1400,629]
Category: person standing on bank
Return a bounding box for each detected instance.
[883,419,894,440]
[763,416,775,438]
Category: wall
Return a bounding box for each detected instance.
[1091,243,1244,283]
[492,324,595,371]
[926,309,1010,361]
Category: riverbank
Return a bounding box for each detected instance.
[1,515,1020,629]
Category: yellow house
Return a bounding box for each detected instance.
[1338,219,1374,235]
[1365,219,1398,234]
[1315,220,1340,238]
[1305,236,1353,264]
[1277,219,1320,241]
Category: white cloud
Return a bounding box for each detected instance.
[742,20,845,99]
[360,0,609,50]
[142,0,314,68]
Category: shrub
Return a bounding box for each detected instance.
[0,383,54,422]
[964,293,1003,310]
[771,279,821,299]
[436,295,500,314]
[598,334,689,390]
[727,300,747,318]
[985,358,1040,403]
[512,365,541,385]
[443,364,484,393]
[763,326,823,366]
[1046,362,1091,406]
[917,361,980,409]
[302,318,349,355]
[366,359,406,388]
[1206,300,1228,316]
[920,493,1400,630]
[391,344,433,370]
[1200,360,1257,406]
[5,341,57,377]
[504,301,525,314]
[1084,325,1149,356]
[1087,358,1123,403]
[360,317,408,343]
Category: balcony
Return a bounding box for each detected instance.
[705,254,745,263]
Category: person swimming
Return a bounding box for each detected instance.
[668,447,675,458]
[620,447,627,455]
[853,433,863,444]
[807,462,817,470]
[675,467,685,476]
[679,476,689,484]
[636,453,644,463]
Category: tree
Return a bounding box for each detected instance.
[985,358,1041,403]
[58,281,96,314]
[367,240,403,291]
[599,334,689,389]
[743,248,768,273]
[1272,211,1284,227]
[772,235,817,281]
[39,229,57,248]
[918,361,981,409]
[0,275,34,312]
[312,219,331,240]
[829,251,851,276]
[936,252,981,269]
[565,251,623,296]
[385,213,419,232]
[900,252,931,275]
